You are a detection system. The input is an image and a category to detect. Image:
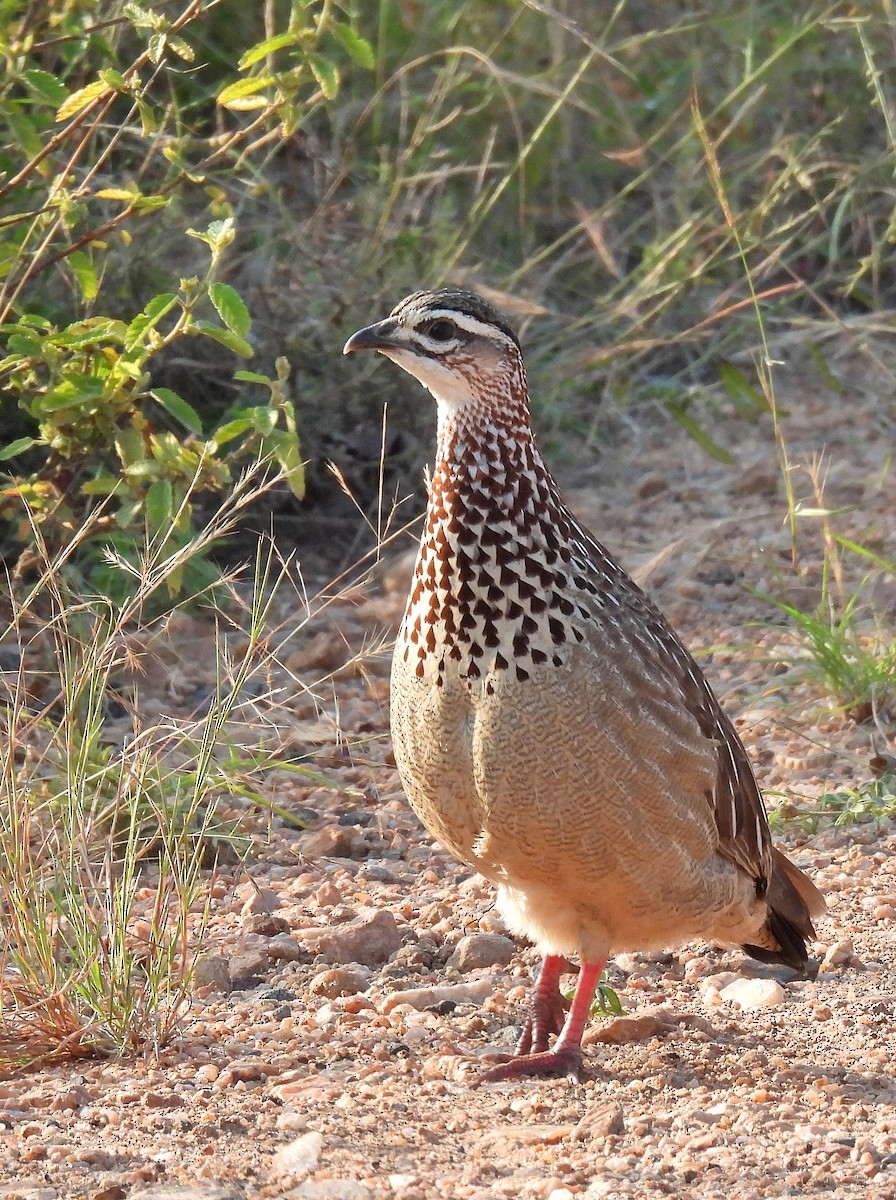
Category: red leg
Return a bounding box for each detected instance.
[476,959,605,1085]
[515,954,570,1055]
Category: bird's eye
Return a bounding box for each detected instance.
[424,318,456,342]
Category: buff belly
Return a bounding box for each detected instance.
[390,646,767,963]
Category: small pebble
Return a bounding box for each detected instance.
[719,978,785,1010]
[447,933,515,972]
[271,1131,324,1180]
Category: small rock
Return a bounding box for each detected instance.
[447,934,515,972]
[241,886,282,917]
[260,987,298,1002]
[337,810,374,827]
[293,1182,373,1200]
[216,1059,281,1088]
[308,967,371,998]
[0,1181,55,1200]
[636,473,668,499]
[359,862,397,884]
[271,1131,324,1180]
[228,951,270,988]
[91,1187,127,1200]
[820,938,855,970]
[276,1111,309,1132]
[129,1189,245,1200]
[698,971,739,994]
[299,908,402,967]
[573,1102,625,1140]
[382,979,494,1013]
[719,978,785,1010]
[731,463,778,496]
[247,912,291,937]
[421,1053,483,1082]
[584,1011,677,1045]
[302,825,368,860]
[142,1091,185,1109]
[49,1086,90,1111]
[266,933,308,961]
[190,955,232,994]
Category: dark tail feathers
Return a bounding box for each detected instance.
[742,847,826,978]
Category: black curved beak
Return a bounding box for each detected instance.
[342,318,401,355]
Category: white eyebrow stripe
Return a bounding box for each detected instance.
[416,307,518,348]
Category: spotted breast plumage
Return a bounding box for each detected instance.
[343,288,825,1082]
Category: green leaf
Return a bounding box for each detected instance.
[192,322,253,357]
[0,437,37,461]
[136,97,158,134]
[96,185,140,202]
[239,33,299,70]
[122,459,161,480]
[147,32,167,63]
[145,478,174,532]
[249,407,277,436]
[266,430,305,499]
[217,76,276,110]
[80,474,120,495]
[211,417,254,447]
[668,402,735,465]
[233,370,273,386]
[152,387,203,434]
[23,69,68,106]
[115,424,146,468]
[717,361,766,416]
[51,318,127,348]
[36,376,106,413]
[186,218,235,253]
[306,53,339,100]
[6,331,43,356]
[125,293,177,348]
[6,111,42,159]
[99,69,129,90]
[209,283,251,337]
[330,22,375,70]
[67,250,98,301]
[169,36,195,62]
[124,2,158,29]
[56,80,111,122]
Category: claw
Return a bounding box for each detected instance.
[476,957,606,1087]
[475,1043,584,1086]
[515,954,570,1055]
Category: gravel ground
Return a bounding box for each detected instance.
[2,340,895,1200]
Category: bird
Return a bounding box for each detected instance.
[343,288,825,1083]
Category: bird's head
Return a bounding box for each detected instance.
[343,288,525,414]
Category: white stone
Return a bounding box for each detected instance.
[821,938,854,969]
[381,979,494,1013]
[271,1130,324,1179]
[719,977,785,1010]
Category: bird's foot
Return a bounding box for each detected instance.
[474,1044,584,1086]
[515,954,574,1055]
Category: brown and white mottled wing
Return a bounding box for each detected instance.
[564,513,769,873]
[565,512,823,959]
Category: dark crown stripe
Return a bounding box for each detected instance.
[391,288,521,349]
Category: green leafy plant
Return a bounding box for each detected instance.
[564,971,625,1019]
[1,218,303,604]
[593,972,625,1017]
[751,449,896,723]
[0,475,341,1066]
[0,0,376,599]
[758,578,896,724]
[769,771,896,834]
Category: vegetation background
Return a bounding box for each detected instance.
[1,0,894,1063]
